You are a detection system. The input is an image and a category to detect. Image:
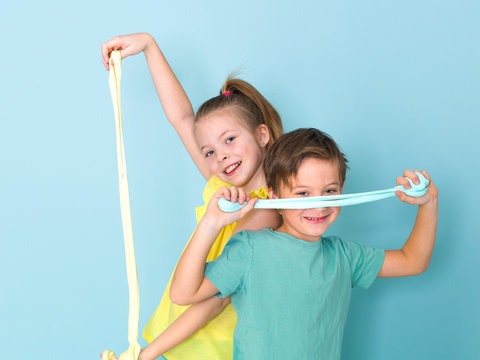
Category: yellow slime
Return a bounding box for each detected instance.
[102,50,141,360]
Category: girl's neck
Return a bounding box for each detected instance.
[240,165,267,194]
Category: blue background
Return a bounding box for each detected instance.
[1,1,479,359]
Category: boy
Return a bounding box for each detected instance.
[170,128,438,359]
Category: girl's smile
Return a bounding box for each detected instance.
[224,161,242,176]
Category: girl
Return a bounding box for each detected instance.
[101,33,283,360]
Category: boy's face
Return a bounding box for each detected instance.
[270,158,344,242]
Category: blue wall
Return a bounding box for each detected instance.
[1,1,478,359]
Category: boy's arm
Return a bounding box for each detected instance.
[170,186,257,305]
[138,296,230,360]
[101,33,210,179]
[378,170,439,277]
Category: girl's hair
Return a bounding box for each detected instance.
[195,74,283,149]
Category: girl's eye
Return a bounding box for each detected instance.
[325,189,338,194]
[296,191,308,196]
[226,137,235,144]
[205,150,214,158]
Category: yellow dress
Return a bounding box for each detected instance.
[143,176,268,360]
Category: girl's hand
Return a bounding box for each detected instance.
[395,170,438,207]
[99,353,117,359]
[101,33,154,70]
[100,348,146,360]
[203,186,258,230]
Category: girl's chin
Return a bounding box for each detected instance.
[218,172,249,186]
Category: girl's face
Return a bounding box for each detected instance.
[195,108,269,191]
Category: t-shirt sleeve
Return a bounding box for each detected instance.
[342,239,385,289]
[204,231,253,298]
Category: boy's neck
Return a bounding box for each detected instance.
[274,224,323,243]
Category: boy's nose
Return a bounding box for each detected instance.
[309,208,327,215]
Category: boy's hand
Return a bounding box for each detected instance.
[395,170,438,207]
[101,33,154,70]
[202,186,258,230]
[379,169,439,278]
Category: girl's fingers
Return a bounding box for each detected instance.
[240,198,258,215]
[101,43,110,70]
[237,188,248,204]
[101,37,127,70]
[101,40,118,69]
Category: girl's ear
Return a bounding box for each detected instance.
[256,124,270,147]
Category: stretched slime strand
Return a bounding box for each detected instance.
[218,172,429,212]
[102,50,141,360]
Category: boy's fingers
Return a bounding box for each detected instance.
[395,190,404,200]
[396,190,422,205]
[403,169,419,184]
[396,176,410,188]
[421,170,431,181]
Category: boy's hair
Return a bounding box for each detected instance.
[264,128,348,193]
[195,74,283,149]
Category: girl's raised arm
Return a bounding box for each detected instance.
[101,33,210,179]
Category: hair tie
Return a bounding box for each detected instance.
[222,92,232,96]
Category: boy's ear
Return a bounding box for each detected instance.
[267,187,279,199]
[256,124,270,147]
[340,182,345,194]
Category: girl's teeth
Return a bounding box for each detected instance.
[226,162,240,173]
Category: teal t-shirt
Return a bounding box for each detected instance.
[204,228,385,360]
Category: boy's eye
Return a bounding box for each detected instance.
[205,150,214,158]
[325,189,338,194]
[296,191,309,196]
[226,137,235,143]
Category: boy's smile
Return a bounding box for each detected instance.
[271,157,344,242]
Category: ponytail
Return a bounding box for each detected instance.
[196,74,283,148]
